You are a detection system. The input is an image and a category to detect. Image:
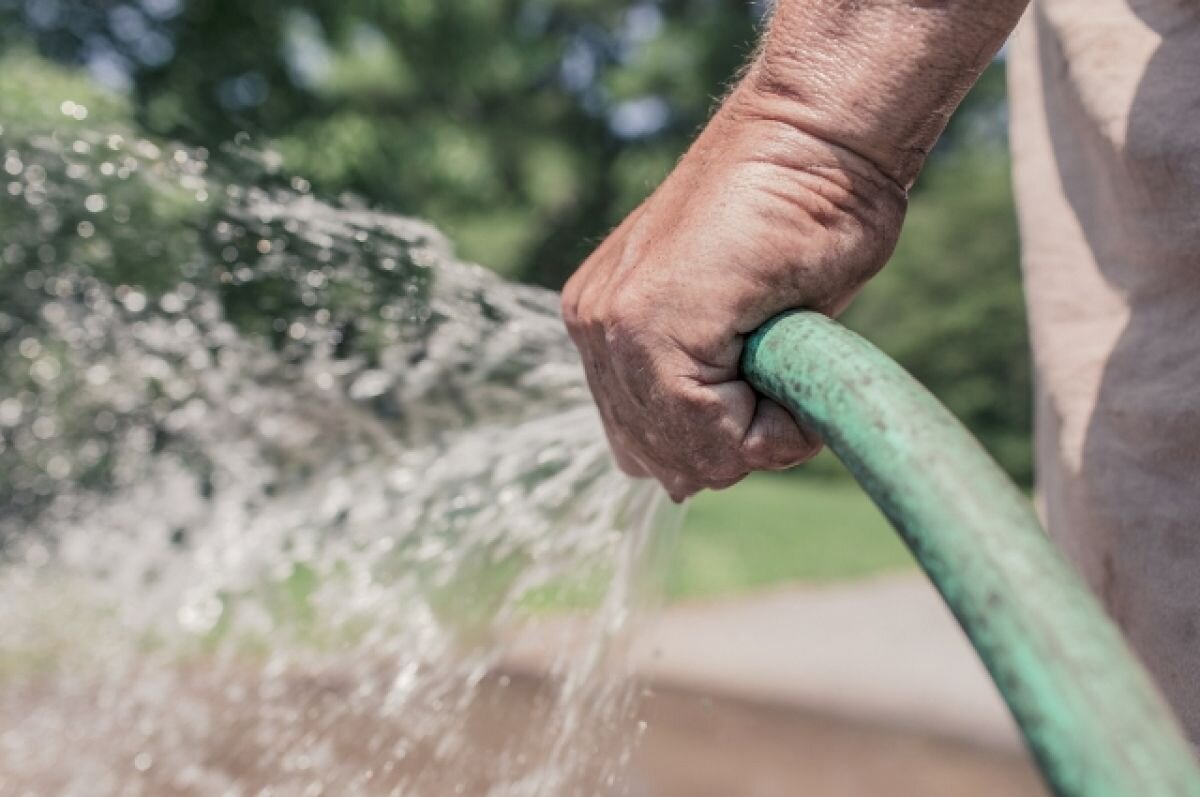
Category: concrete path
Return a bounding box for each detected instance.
[505,573,1023,751]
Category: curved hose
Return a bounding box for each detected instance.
[742,311,1200,797]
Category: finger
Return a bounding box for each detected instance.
[708,474,747,491]
[575,342,651,479]
[567,232,633,330]
[662,473,702,504]
[616,442,702,503]
[610,378,750,492]
[605,424,652,478]
[612,418,696,495]
[740,396,823,471]
[660,463,746,501]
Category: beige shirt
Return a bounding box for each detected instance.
[1008,0,1200,743]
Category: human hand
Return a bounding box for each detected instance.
[562,81,907,501]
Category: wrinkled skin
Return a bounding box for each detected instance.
[564,0,1028,502]
[562,81,907,501]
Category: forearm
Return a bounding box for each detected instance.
[741,0,1028,188]
[565,4,1029,497]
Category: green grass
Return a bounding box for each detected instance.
[665,471,915,601]
[521,463,918,610]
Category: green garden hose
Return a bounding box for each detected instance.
[741,310,1200,797]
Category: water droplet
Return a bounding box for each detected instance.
[31,416,57,440]
[18,338,42,359]
[121,291,147,313]
[30,357,61,384]
[46,456,70,480]
[348,370,391,399]
[0,398,22,427]
[177,592,224,634]
[0,126,666,795]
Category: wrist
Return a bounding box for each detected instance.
[740,0,1026,189]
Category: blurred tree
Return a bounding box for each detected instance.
[0,1,1004,283]
[0,0,771,283]
[0,2,1031,480]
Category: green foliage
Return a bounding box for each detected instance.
[1,0,765,283]
[0,8,1033,480]
[0,50,132,131]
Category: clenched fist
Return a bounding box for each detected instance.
[562,80,906,501]
[562,0,1024,501]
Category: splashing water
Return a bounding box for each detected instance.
[0,112,682,795]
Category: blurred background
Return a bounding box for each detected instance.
[0,0,1030,601]
[0,2,1042,794]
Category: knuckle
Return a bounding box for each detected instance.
[561,270,585,320]
[561,293,580,328]
[584,310,608,341]
[686,392,727,424]
[604,297,649,340]
[567,296,607,339]
[742,434,772,463]
[681,448,745,487]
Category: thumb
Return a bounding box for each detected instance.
[740,396,823,471]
